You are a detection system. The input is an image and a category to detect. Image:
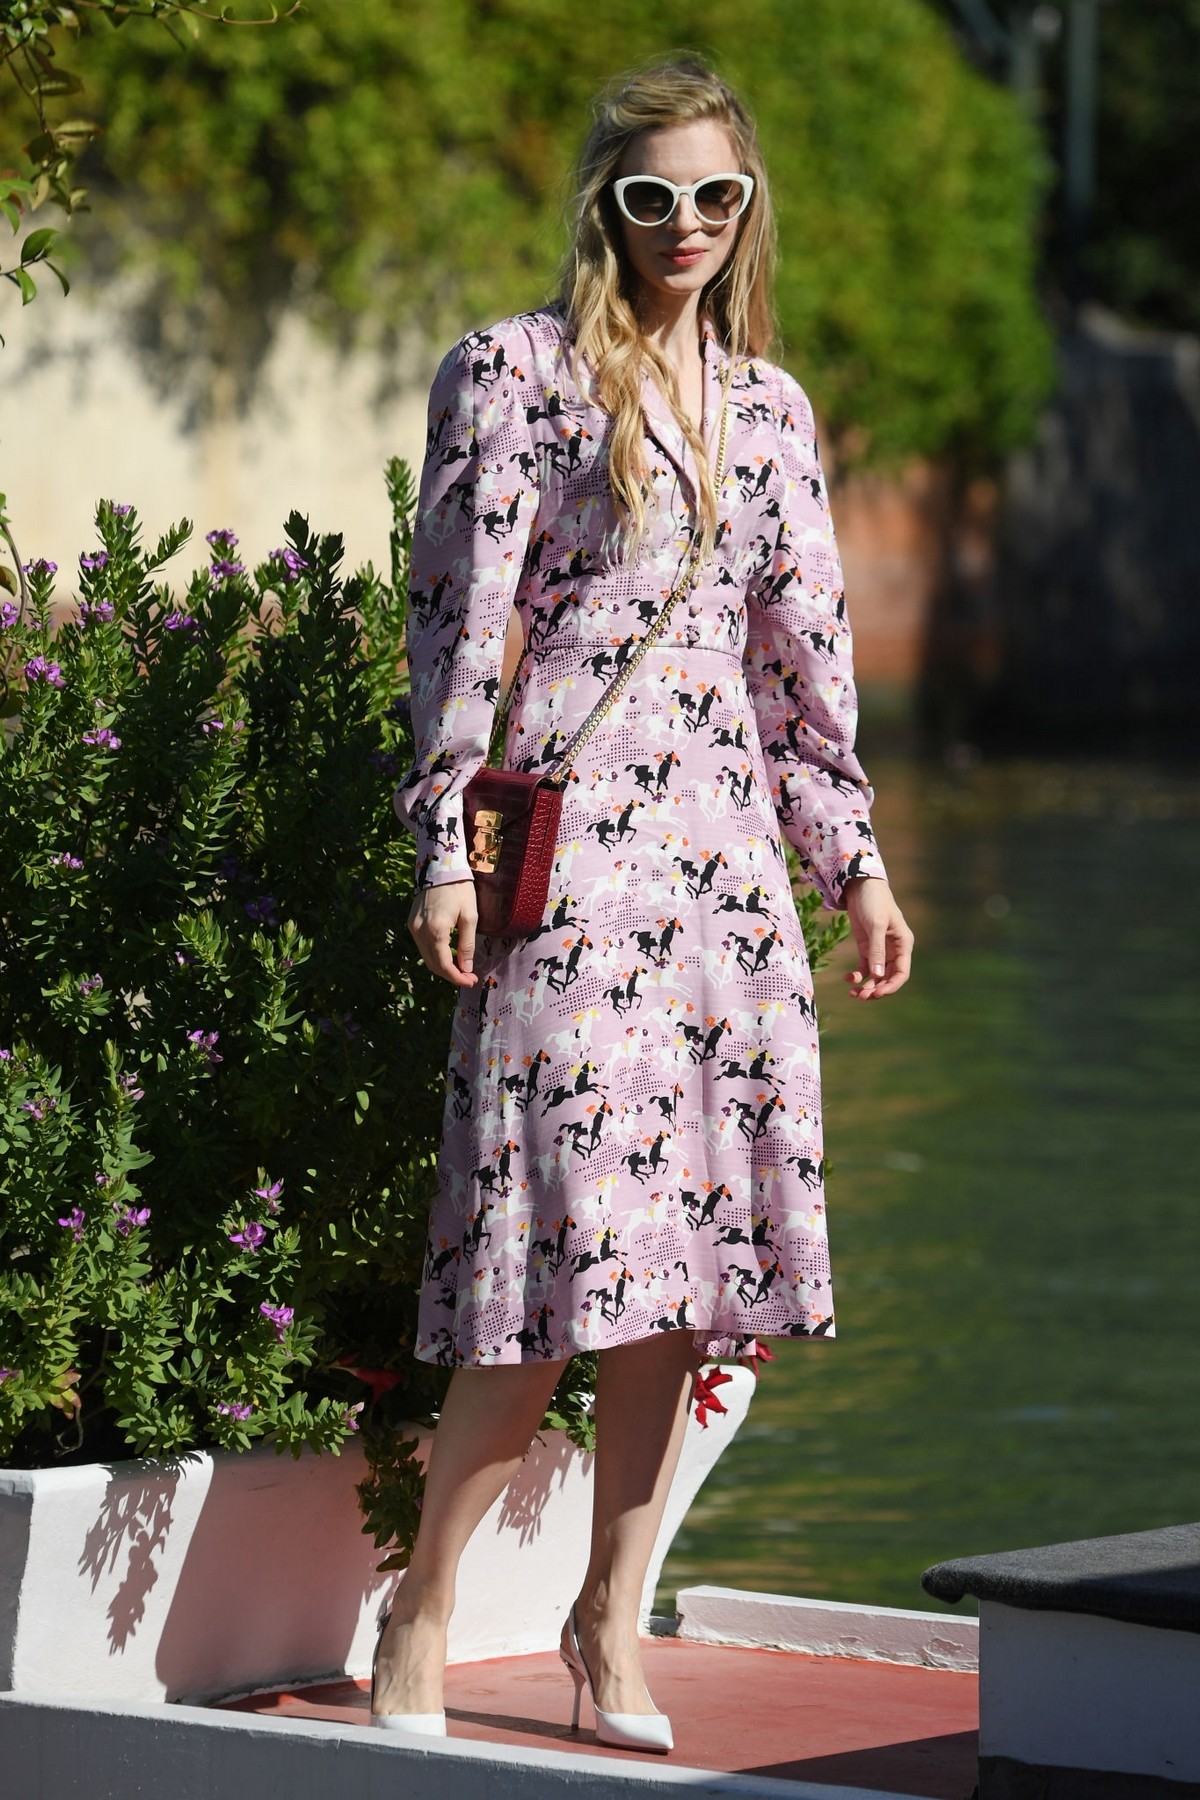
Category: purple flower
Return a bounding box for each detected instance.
[206,528,239,549]
[368,750,400,775]
[229,1220,266,1252]
[51,853,84,870]
[243,895,279,927]
[0,1369,17,1384]
[82,727,121,750]
[118,1073,144,1101]
[343,1402,364,1432]
[216,1399,253,1420]
[319,1010,361,1040]
[174,950,197,966]
[78,974,103,995]
[1,600,18,629]
[387,694,413,728]
[163,611,196,632]
[25,656,65,687]
[259,1301,294,1342]
[109,502,133,517]
[210,558,247,584]
[79,599,115,625]
[0,1047,12,1060]
[80,551,109,573]
[268,546,309,579]
[58,1206,86,1242]
[186,1029,223,1066]
[201,717,245,737]
[94,1170,109,1186]
[113,1203,151,1237]
[253,1178,283,1215]
[23,1096,57,1122]
[22,558,58,577]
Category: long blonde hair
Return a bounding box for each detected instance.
[558,57,777,559]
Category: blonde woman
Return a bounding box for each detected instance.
[385,57,914,1750]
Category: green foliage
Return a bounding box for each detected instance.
[0,3,296,335]
[1082,0,1200,336]
[0,466,466,1561]
[7,0,1053,464]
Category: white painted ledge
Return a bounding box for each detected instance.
[677,1584,979,1672]
[979,1598,1200,1785]
[0,1690,916,1800]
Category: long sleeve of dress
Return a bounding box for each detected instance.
[743,368,889,911]
[393,325,540,889]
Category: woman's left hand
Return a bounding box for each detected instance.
[841,877,913,1000]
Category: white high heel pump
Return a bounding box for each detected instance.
[369,1609,447,1737]
[560,1607,674,1754]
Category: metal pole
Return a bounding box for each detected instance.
[1064,0,1099,305]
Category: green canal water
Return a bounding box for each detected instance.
[658,719,1200,1619]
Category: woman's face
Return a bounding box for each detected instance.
[614,120,743,317]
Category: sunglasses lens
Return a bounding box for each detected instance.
[694,178,747,223]
[619,179,675,224]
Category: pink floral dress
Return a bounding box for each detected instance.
[394,305,888,1367]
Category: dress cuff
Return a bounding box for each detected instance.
[828,853,890,911]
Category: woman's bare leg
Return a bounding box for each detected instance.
[567,1331,705,1715]
[372,1358,565,1714]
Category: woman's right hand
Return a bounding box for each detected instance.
[407,879,479,987]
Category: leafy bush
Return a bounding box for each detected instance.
[0,465,847,1567]
[0,463,479,1557]
[0,2,296,328]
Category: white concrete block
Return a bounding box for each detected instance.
[0,1366,754,1706]
[677,1584,979,1671]
[980,1598,1200,1785]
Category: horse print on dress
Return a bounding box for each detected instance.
[395,304,888,1367]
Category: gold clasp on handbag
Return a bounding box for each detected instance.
[468,807,504,874]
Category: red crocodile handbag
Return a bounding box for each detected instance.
[462,766,564,938]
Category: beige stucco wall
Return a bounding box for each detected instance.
[2,281,429,582]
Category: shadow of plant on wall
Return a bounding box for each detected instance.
[78,1459,196,1654]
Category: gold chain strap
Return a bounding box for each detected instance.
[487,357,734,786]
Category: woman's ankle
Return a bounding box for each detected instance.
[572,1582,642,1647]
[387,1574,454,1631]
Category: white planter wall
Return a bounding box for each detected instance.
[0,1366,753,1705]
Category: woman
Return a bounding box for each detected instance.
[384,57,913,1750]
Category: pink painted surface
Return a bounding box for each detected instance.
[216,1637,979,1799]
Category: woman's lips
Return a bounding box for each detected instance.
[662,248,706,265]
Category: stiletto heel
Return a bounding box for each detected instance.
[560,1606,673,1754]
[369,1608,447,1737]
[560,1648,586,1731]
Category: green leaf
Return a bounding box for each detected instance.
[20,228,56,266]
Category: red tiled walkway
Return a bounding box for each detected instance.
[217,1637,979,1799]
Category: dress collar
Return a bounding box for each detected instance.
[640,315,734,494]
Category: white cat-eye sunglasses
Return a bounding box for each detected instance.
[610,172,755,227]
